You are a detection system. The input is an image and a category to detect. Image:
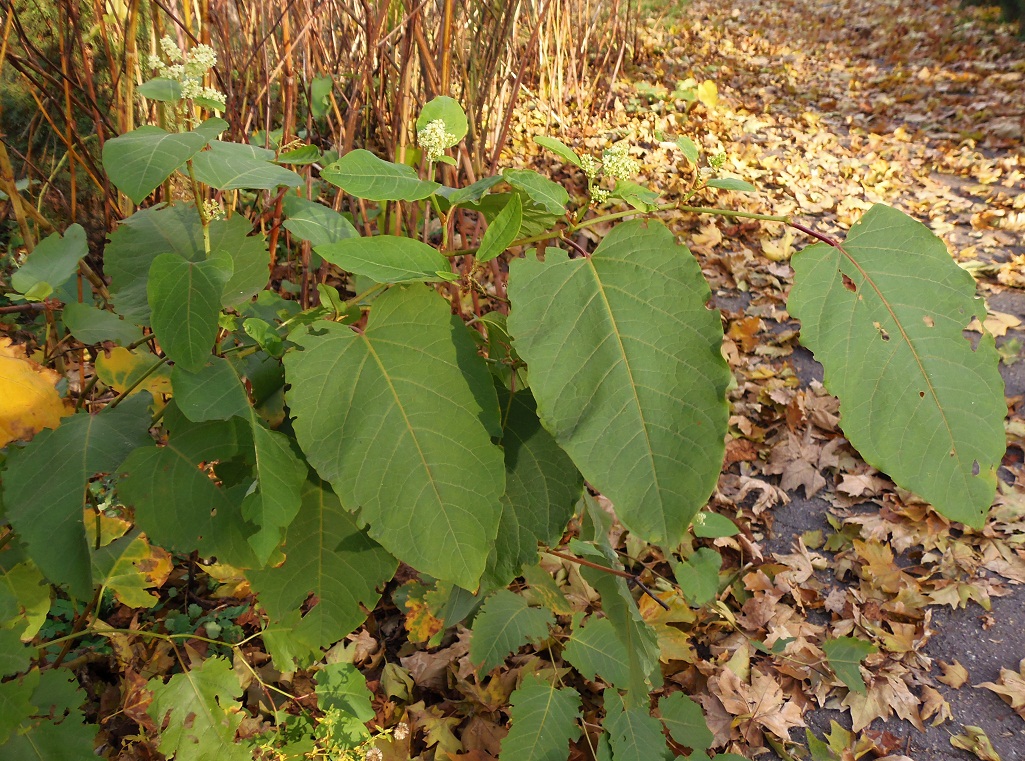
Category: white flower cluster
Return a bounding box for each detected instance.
[364,748,383,761]
[148,35,224,106]
[590,186,611,205]
[416,119,456,163]
[601,144,639,181]
[393,722,410,741]
[201,199,223,221]
[578,154,601,181]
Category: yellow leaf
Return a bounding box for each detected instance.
[761,227,796,261]
[0,337,71,447]
[697,80,718,110]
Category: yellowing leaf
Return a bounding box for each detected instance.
[0,338,71,447]
[696,80,718,110]
[950,725,1002,761]
[95,347,171,397]
[92,532,173,608]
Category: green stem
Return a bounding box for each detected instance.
[345,281,387,308]
[186,159,211,255]
[676,205,790,224]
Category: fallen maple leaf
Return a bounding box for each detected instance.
[764,429,841,499]
[937,660,970,689]
[977,659,1025,719]
[0,337,71,447]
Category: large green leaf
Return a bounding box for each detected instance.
[147,657,250,761]
[62,303,143,346]
[11,224,86,299]
[284,286,504,588]
[469,589,554,674]
[107,204,268,324]
[604,689,673,761]
[507,220,730,545]
[190,140,303,190]
[788,204,1006,526]
[242,419,307,564]
[320,149,440,201]
[147,253,230,373]
[485,389,582,587]
[0,670,96,760]
[563,616,632,689]
[501,674,582,761]
[118,410,256,568]
[1,396,151,598]
[282,195,358,246]
[246,482,397,665]
[0,672,34,743]
[315,235,450,283]
[102,126,209,204]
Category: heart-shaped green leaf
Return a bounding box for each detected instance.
[788,204,1006,526]
[102,127,209,204]
[508,220,730,546]
[284,286,504,589]
[190,140,303,190]
[147,253,231,372]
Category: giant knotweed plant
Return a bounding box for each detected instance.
[0,73,1006,760]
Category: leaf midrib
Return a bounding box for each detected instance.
[584,258,664,539]
[359,331,461,571]
[837,239,963,484]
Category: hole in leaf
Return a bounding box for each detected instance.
[922,315,935,328]
[919,391,925,398]
[841,273,857,292]
[972,460,980,476]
